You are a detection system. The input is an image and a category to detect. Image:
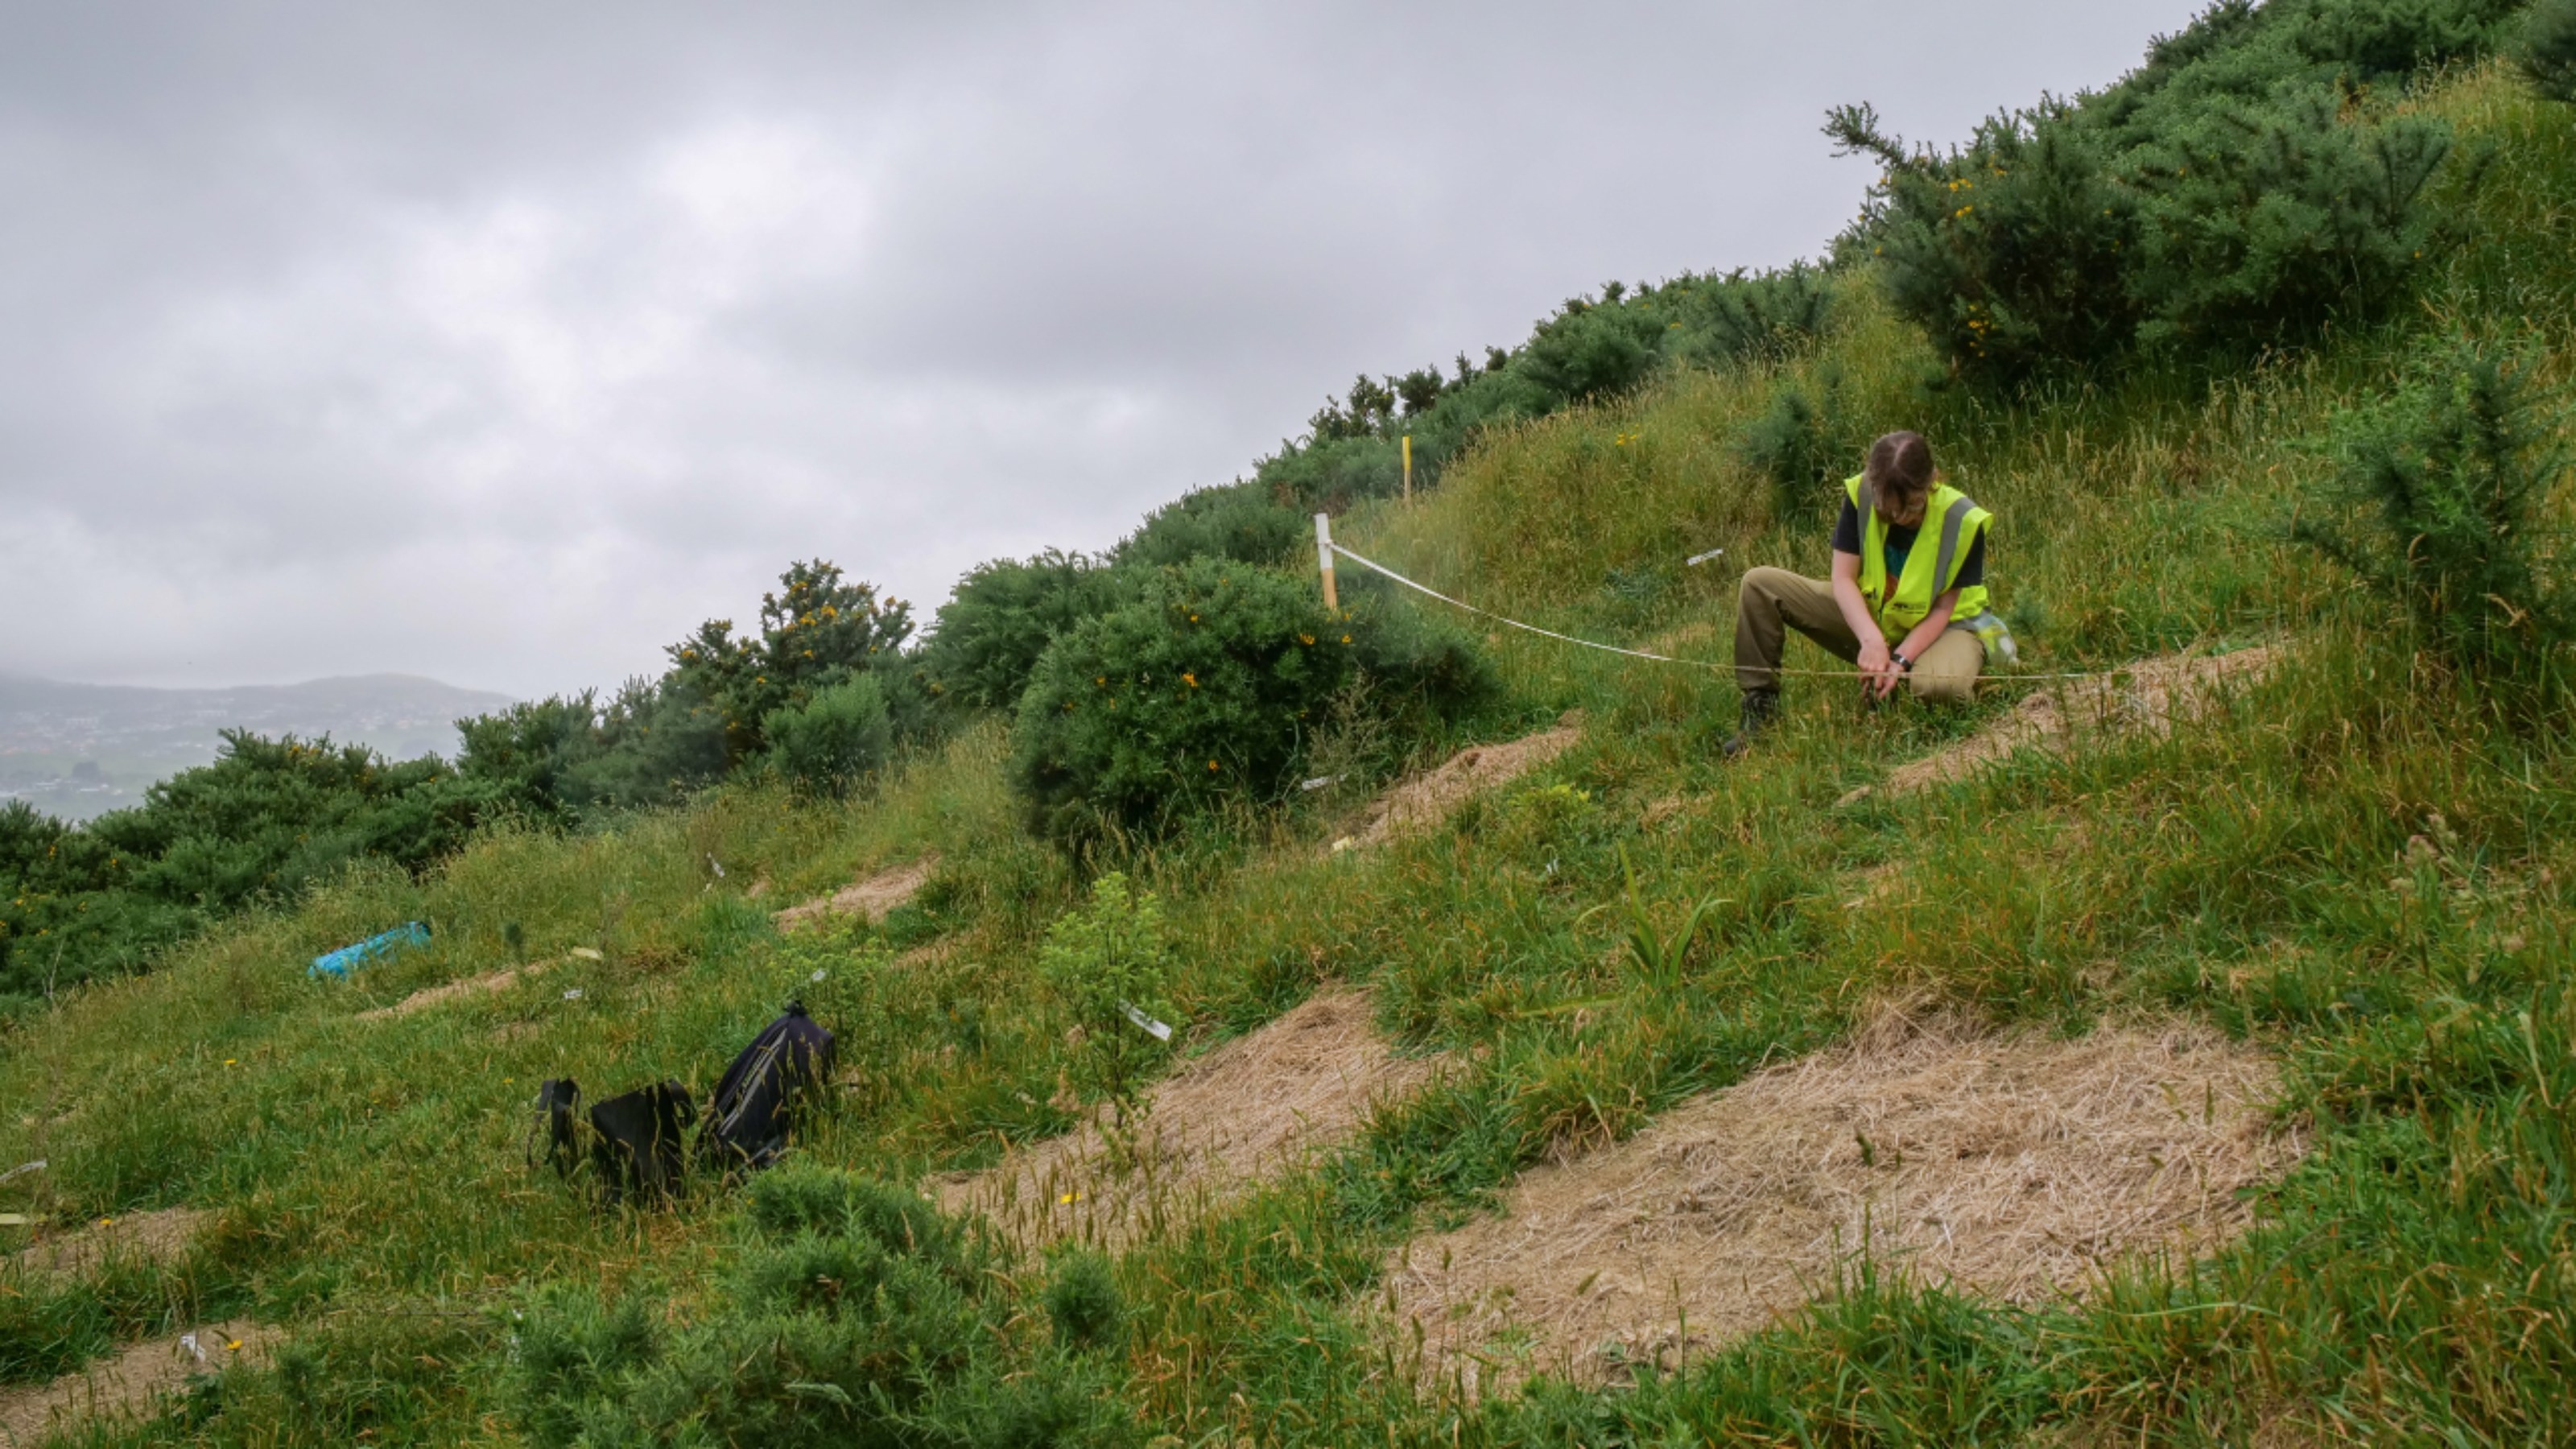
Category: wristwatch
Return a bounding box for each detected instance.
[1893,649,1914,672]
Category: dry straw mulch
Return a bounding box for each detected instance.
[0,1320,274,1443]
[1384,1009,2302,1395]
[6,1206,209,1283]
[1863,646,2277,799]
[937,988,1443,1253]
[1344,720,1584,849]
[774,853,939,931]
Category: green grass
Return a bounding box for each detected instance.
[4,58,2575,1449]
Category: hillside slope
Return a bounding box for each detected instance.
[3,55,2574,1449]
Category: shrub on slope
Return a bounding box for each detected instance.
[1007,558,1494,840]
[664,559,927,765]
[452,677,729,825]
[917,549,1131,712]
[0,733,493,1005]
[764,675,895,798]
[506,1167,1137,1448]
[2517,0,2576,100]
[2297,341,2575,699]
[1010,561,1355,840]
[1114,486,1311,572]
[1830,0,2517,381]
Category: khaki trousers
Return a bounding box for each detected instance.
[1733,566,1983,704]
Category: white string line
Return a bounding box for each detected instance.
[1327,542,2136,683]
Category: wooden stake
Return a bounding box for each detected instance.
[1402,433,1413,502]
[1314,512,1338,612]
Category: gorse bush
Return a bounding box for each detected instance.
[2124,84,2454,353]
[1664,263,1838,370]
[89,733,484,911]
[453,677,729,826]
[917,550,1129,711]
[506,1166,1137,1448]
[1831,98,2133,378]
[1006,559,1496,840]
[1114,485,1308,570]
[763,675,894,798]
[1038,873,1177,1117]
[1831,0,2509,381]
[480,559,943,812]
[469,559,930,814]
[666,559,921,765]
[1009,560,1353,839]
[2296,342,2574,695]
[1738,367,1857,526]
[2518,0,2576,100]
[1044,1251,1127,1352]
[0,733,495,1005]
[1513,296,1669,406]
[2280,0,2525,73]
[1240,438,1406,518]
[744,1166,967,1258]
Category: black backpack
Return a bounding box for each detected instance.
[527,1076,698,1206]
[700,1001,836,1174]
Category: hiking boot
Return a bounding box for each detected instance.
[1720,692,1778,758]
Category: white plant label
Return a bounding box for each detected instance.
[1118,1000,1174,1041]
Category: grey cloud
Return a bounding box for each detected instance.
[0,1,2206,696]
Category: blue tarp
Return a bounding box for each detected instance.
[309,922,431,978]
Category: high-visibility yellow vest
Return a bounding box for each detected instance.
[1843,474,2017,663]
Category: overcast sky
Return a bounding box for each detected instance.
[2,2,2205,698]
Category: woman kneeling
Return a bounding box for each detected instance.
[1724,430,2011,756]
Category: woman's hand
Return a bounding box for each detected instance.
[1856,637,1902,699]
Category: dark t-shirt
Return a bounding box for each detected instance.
[1832,499,1984,592]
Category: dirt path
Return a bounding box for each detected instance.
[0,1320,273,1443]
[774,853,939,931]
[360,960,558,1020]
[937,988,1443,1252]
[6,1207,208,1283]
[1384,1009,2301,1394]
[1342,719,1583,850]
[1862,646,2277,799]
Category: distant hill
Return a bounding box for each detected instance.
[0,672,516,821]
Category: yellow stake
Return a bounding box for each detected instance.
[1402,434,1413,501]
